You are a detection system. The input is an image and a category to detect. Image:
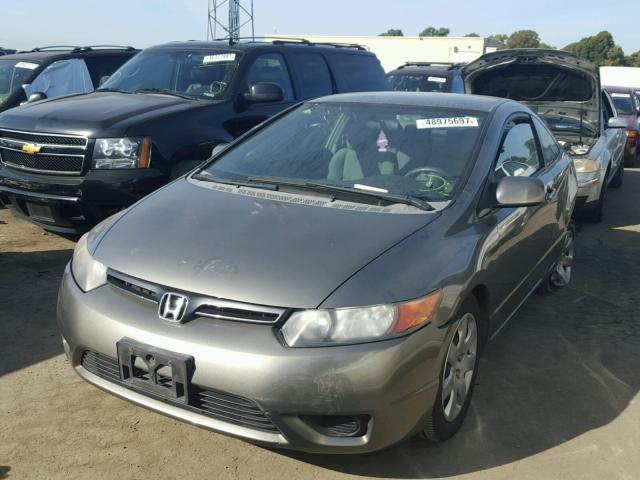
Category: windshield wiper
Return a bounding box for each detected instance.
[96,88,131,94]
[133,88,194,100]
[246,176,435,211]
[192,172,277,191]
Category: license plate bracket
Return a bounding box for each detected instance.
[25,202,54,222]
[116,338,194,404]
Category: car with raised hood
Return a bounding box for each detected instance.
[387,62,465,93]
[604,85,640,166]
[464,49,626,223]
[0,39,388,234]
[0,45,138,112]
[58,92,577,453]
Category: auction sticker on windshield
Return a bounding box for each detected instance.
[417,117,479,129]
[611,93,631,97]
[203,53,236,63]
[427,76,447,83]
[15,62,38,70]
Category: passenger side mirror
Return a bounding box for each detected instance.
[26,92,47,103]
[607,117,627,129]
[98,75,110,87]
[243,82,284,103]
[211,143,229,157]
[494,176,545,208]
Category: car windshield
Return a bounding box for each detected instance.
[99,48,242,100]
[611,93,634,115]
[203,102,486,202]
[0,59,40,105]
[388,74,449,93]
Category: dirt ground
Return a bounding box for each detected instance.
[1,169,639,480]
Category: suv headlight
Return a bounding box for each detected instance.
[92,137,151,169]
[280,290,442,347]
[71,233,108,292]
[573,158,599,173]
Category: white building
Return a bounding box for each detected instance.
[266,35,499,72]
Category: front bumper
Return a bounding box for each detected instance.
[57,266,446,453]
[574,170,603,208]
[0,166,165,233]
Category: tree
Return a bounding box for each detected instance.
[379,29,404,37]
[626,51,640,67]
[539,42,555,49]
[507,30,541,49]
[488,34,509,45]
[419,27,450,37]
[465,33,480,37]
[564,31,626,66]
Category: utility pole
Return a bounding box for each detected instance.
[207,0,255,42]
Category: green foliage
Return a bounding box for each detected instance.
[488,34,509,45]
[419,27,450,37]
[507,30,541,49]
[564,31,627,66]
[627,51,640,67]
[379,29,404,37]
[465,33,480,37]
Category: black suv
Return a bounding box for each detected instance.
[387,62,465,93]
[0,46,139,112]
[0,39,388,234]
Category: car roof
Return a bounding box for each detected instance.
[0,47,138,63]
[147,40,374,55]
[312,91,510,112]
[604,85,635,94]
[388,63,462,77]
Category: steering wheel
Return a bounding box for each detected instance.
[404,166,453,195]
[498,160,531,178]
[205,81,228,97]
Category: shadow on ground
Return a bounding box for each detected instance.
[0,249,73,376]
[276,169,640,477]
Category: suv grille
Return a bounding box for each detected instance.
[81,350,279,433]
[0,129,88,175]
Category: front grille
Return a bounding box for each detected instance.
[0,149,84,173]
[81,350,279,433]
[0,129,88,175]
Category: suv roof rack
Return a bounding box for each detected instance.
[400,61,463,69]
[29,45,135,53]
[210,36,368,51]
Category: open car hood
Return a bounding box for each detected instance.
[463,49,600,137]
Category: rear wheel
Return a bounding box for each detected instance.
[420,298,480,442]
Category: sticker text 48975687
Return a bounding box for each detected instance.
[416,117,479,129]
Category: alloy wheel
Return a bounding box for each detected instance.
[441,313,478,422]
[550,229,575,287]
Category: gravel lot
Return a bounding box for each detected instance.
[1,169,639,480]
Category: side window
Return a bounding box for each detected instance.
[327,53,388,92]
[290,53,333,99]
[533,116,561,165]
[23,59,93,99]
[450,73,464,93]
[84,55,134,88]
[244,53,294,101]
[494,120,542,179]
[602,91,615,120]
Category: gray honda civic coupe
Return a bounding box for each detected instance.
[57,92,577,453]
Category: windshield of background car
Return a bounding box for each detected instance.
[204,102,487,202]
[99,49,242,100]
[0,59,40,104]
[388,73,449,93]
[610,92,634,115]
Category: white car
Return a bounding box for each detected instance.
[464,49,626,222]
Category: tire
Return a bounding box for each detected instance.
[170,159,206,180]
[537,221,576,293]
[583,174,607,224]
[419,297,481,442]
[610,162,624,189]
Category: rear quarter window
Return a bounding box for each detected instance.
[327,53,388,92]
[84,54,136,88]
[290,53,333,99]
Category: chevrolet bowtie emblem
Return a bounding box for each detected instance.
[22,143,41,154]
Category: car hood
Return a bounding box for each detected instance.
[94,177,436,309]
[0,91,210,137]
[463,49,600,137]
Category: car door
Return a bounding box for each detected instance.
[226,51,298,138]
[480,115,557,334]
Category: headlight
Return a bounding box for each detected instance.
[71,232,108,292]
[573,158,599,173]
[280,290,442,347]
[92,137,151,169]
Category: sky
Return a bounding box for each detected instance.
[0,0,636,54]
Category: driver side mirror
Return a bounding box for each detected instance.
[98,75,110,87]
[26,92,47,103]
[494,176,545,208]
[607,117,627,129]
[243,82,284,103]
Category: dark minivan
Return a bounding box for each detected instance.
[0,46,139,112]
[0,40,388,233]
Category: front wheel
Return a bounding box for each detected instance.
[420,298,480,442]
[538,222,576,292]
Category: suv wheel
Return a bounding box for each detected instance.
[420,298,480,442]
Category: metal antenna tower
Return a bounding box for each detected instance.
[207,0,254,42]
